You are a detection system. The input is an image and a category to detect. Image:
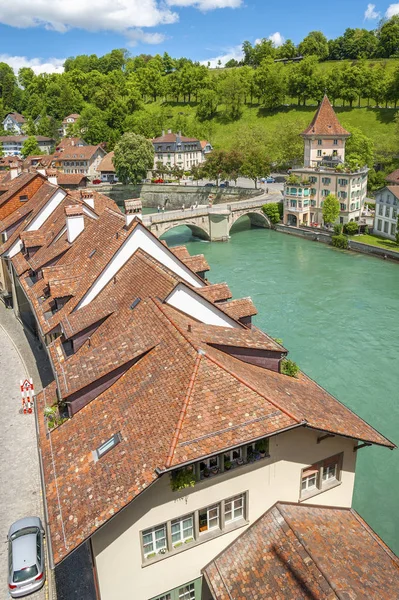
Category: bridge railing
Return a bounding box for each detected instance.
[142,197,269,225]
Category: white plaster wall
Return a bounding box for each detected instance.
[166,284,239,328]
[77,224,205,309]
[92,429,357,600]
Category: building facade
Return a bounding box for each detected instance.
[2,112,26,134]
[0,136,54,156]
[373,186,398,240]
[284,96,368,227]
[152,131,210,172]
[59,113,81,137]
[54,144,106,178]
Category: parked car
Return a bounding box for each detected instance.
[8,517,46,598]
[153,178,164,184]
[92,179,101,185]
[266,176,275,183]
[204,183,214,187]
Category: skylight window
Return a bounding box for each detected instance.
[89,249,96,258]
[93,433,121,461]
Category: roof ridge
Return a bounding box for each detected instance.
[203,349,302,425]
[165,351,203,468]
[277,505,339,599]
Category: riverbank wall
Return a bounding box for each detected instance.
[275,224,399,263]
[99,183,263,209]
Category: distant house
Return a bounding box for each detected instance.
[152,130,207,172]
[373,186,398,240]
[59,114,81,137]
[98,151,118,182]
[0,136,55,157]
[200,140,213,156]
[54,144,106,179]
[56,173,89,190]
[2,112,26,135]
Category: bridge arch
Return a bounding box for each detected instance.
[229,210,271,235]
[158,221,211,241]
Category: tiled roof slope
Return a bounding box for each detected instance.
[386,170,399,184]
[38,296,393,565]
[98,151,115,172]
[203,502,399,600]
[302,95,350,137]
[0,172,44,207]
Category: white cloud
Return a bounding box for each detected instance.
[166,0,242,9]
[268,31,284,47]
[124,29,166,46]
[364,3,380,19]
[0,0,178,34]
[0,54,65,74]
[200,44,243,68]
[386,3,399,17]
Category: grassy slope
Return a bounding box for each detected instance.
[154,102,397,155]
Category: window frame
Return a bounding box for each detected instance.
[142,524,168,558]
[224,494,245,524]
[93,432,121,461]
[300,453,343,501]
[171,514,194,547]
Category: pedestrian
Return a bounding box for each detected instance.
[157,205,160,213]
[162,206,165,213]
[266,187,269,194]
[182,203,185,212]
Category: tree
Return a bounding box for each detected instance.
[344,126,374,168]
[276,39,297,60]
[77,105,110,144]
[262,203,280,224]
[225,59,239,68]
[298,31,329,61]
[254,60,287,109]
[113,132,154,185]
[322,194,340,225]
[171,165,184,184]
[21,136,43,158]
[218,70,248,120]
[377,15,399,58]
[196,89,218,121]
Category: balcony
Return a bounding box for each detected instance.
[285,201,310,213]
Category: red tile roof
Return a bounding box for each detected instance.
[203,502,399,600]
[302,95,350,137]
[152,132,199,143]
[98,151,115,173]
[56,145,105,162]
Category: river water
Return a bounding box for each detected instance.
[111,195,399,553]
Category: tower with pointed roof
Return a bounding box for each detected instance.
[301,95,351,167]
[284,95,368,228]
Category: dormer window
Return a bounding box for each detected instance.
[19,195,28,202]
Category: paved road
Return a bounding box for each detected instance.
[0,318,46,600]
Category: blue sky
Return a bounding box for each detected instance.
[0,1,398,73]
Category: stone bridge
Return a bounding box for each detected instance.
[141,197,272,241]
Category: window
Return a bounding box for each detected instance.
[224,494,244,523]
[301,467,318,492]
[317,149,322,157]
[154,595,171,600]
[333,139,338,145]
[199,505,219,533]
[94,433,121,460]
[300,454,343,499]
[338,178,348,186]
[142,524,167,558]
[19,195,28,202]
[309,176,317,183]
[391,223,396,236]
[322,189,329,197]
[384,221,389,233]
[199,455,219,477]
[340,203,346,211]
[322,177,331,185]
[379,204,383,216]
[317,139,322,146]
[377,219,382,231]
[310,188,316,196]
[178,583,195,600]
[385,206,391,218]
[171,515,194,547]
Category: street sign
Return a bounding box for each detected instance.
[20,378,34,414]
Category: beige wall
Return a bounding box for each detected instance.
[304,137,346,167]
[92,428,357,600]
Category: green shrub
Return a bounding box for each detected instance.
[170,467,196,491]
[333,224,343,235]
[262,203,280,224]
[332,234,349,249]
[343,221,359,235]
[281,359,300,378]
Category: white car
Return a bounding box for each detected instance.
[7,517,46,598]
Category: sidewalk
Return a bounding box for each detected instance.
[0,304,97,600]
[0,304,52,600]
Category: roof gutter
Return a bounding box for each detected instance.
[305,424,396,450]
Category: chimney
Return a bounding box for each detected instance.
[65,205,84,243]
[161,130,165,137]
[9,162,21,180]
[124,199,142,226]
[80,190,94,209]
[167,129,172,134]
[47,169,58,186]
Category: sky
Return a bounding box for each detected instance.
[0,1,399,74]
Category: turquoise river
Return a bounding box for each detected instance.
[114,195,399,554]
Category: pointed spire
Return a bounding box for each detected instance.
[302,95,350,137]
